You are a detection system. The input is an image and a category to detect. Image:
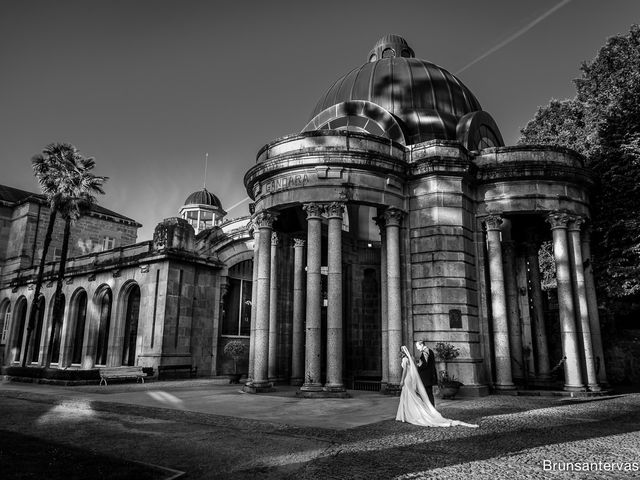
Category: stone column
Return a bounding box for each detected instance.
[581,226,608,386]
[568,217,600,391]
[268,232,280,382]
[290,237,306,386]
[546,212,584,391]
[503,240,524,381]
[374,215,389,388]
[484,215,515,390]
[299,203,324,394]
[325,202,348,395]
[247,222,259,382]
[385,208,404,392]
[524,241,551,380]
[243,211,277,393]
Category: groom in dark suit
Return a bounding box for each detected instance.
[416,340,438,406]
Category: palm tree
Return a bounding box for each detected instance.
[22,143,107,367]
[44,151,107,367]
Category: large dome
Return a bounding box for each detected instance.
[184,188,223,209]
[305,35,499,146]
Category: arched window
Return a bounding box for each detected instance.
[382,48,395,58]
[49,294,65,364]
[31,296,46,363]
[95,289,112,366]
[121,285,140,366]
[221,260,253,337]
[71,291,87,365]
[0,300,11,345]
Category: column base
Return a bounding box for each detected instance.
[563,384,586,392]
[588,383,602,392]
[242,382,275,394]
[382,383,402,396]
[495,383,517,391]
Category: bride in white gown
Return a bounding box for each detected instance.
[396,345,478,428]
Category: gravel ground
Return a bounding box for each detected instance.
[1,386,639,479]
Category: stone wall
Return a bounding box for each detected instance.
[1,200,139,276]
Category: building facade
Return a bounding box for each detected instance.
[242,35,607,396]
[0,35,608,397]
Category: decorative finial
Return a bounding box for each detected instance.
[204,152,209,190]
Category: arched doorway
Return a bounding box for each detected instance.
[11,297,28,363]
[95,288,112,366]
[31,296,46,364]
[49,294,65,365]
[70,290,87,365]
[121,285,140,366]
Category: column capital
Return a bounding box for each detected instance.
[484,214,503,231]
[254,211,278,229]
[383,208,404,227]
[546,211,571,230]
[325,202,345,219]
[292,236,306,248]
[303,202,324,219]
[567,215,586,232]
[271,232,280,246]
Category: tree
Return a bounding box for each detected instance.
[519,25,640,308]
[23,143,107,367]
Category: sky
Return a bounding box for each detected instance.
[1,0,639,241]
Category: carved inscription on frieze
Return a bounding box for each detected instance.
[264,173,310,193]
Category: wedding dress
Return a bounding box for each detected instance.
[396,345,478,428]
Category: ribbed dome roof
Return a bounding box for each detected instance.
[184,188,223,209]
[307,35,482,145]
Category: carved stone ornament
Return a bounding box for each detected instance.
[382,208,404,227]
[271,232,280,246]
[568,215,585,232]
[483,214,503,231]
[88,274,96,282]
[546,211,572,229]
[65,277,74,285]
[253,211,278,229]
[112,269,121,278]
[325,202,345,219]
[292,236,306,248]
[139,264,150,274]
[303,203,324,219]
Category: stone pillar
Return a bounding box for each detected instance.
[546,212,584,391]
[290,237,306,386]
[299,203,324,394]
[503,239,524,381]
[581,226,608,386]
[568,217,600,391]
[524,241,551,380]
[374,215,389,388]
[385,208,404,392]
[243,211,277,393]
[484,215,515,390]
[247,222,259,382]
[268,232,280,382]
[325,202,348,395]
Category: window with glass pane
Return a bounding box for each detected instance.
[221,278,241,335]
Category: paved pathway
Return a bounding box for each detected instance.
[1,380,639,479]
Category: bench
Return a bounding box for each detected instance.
[99,366,146,386]
[157,364,198,380]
